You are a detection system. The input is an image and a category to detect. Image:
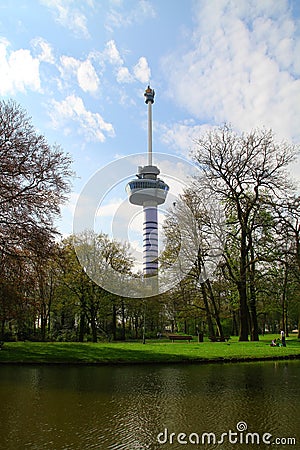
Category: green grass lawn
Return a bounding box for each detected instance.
[0,335,299,365]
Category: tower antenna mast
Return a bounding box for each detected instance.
[144,85,155,166]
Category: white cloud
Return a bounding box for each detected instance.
[31,37,55,64]
[40,0,90,38]
[55,39,150,96]
[133,57,151,83]
[162,0,300,142]
[116,66,133,83]
[49,94,115,142]
[59,55,79,77]
[103,40,149,85]
[59,55,99,93]
[77,59,99,92]
[104,39,123,66]
[103,40,133,83]
[0,38,41,95]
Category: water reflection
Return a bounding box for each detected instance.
[0,361,299,449]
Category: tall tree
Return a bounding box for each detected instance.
[161,193,225,338]
[191,125,298,341]
[0,99,73,256]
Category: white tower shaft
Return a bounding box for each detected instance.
[143,204,158,275]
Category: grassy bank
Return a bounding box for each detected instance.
[0,335,299,365]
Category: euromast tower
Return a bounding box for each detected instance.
[126,86,169,283]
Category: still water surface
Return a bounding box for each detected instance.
[0,360,299,449]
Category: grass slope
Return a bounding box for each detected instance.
[0,335,299,365]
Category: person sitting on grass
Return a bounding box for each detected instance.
[270,338,278,347]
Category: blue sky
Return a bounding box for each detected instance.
[1,0,300,244]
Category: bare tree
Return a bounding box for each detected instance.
[0,99,73,256]
[191,125,298,341]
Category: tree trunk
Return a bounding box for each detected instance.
[90,315,97,343]
[171,319,175,333]
[134,315,139,339]
[239,229,249,341]
[0,319,5,340]
[184,320,187,334]
[40,316,47,341]
[78,312,85,342]
[112,303,117,341]
[261,313,267,336]
[201,283,215,337]
[206,279,224,338]
[78,294,86,342]
[238,282,249,341]
[248,245,259,341]
[121,300,126,341]
[281,263,289,336]
[231,311,239,336]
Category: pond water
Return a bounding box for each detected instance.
[0,360,299,449]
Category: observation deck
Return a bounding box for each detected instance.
[126,164,169,206]
[126,177,169,206]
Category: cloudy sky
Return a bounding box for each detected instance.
[1,0,300,242]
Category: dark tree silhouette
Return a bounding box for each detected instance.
[0,99,73,256]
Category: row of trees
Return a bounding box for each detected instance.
[0,100,299,342]
[1,234,137,343]
[1,216,299,343]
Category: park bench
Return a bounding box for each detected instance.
[169,335,193,343]
[209,336,230,342]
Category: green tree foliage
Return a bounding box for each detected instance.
[57,232,133,342]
